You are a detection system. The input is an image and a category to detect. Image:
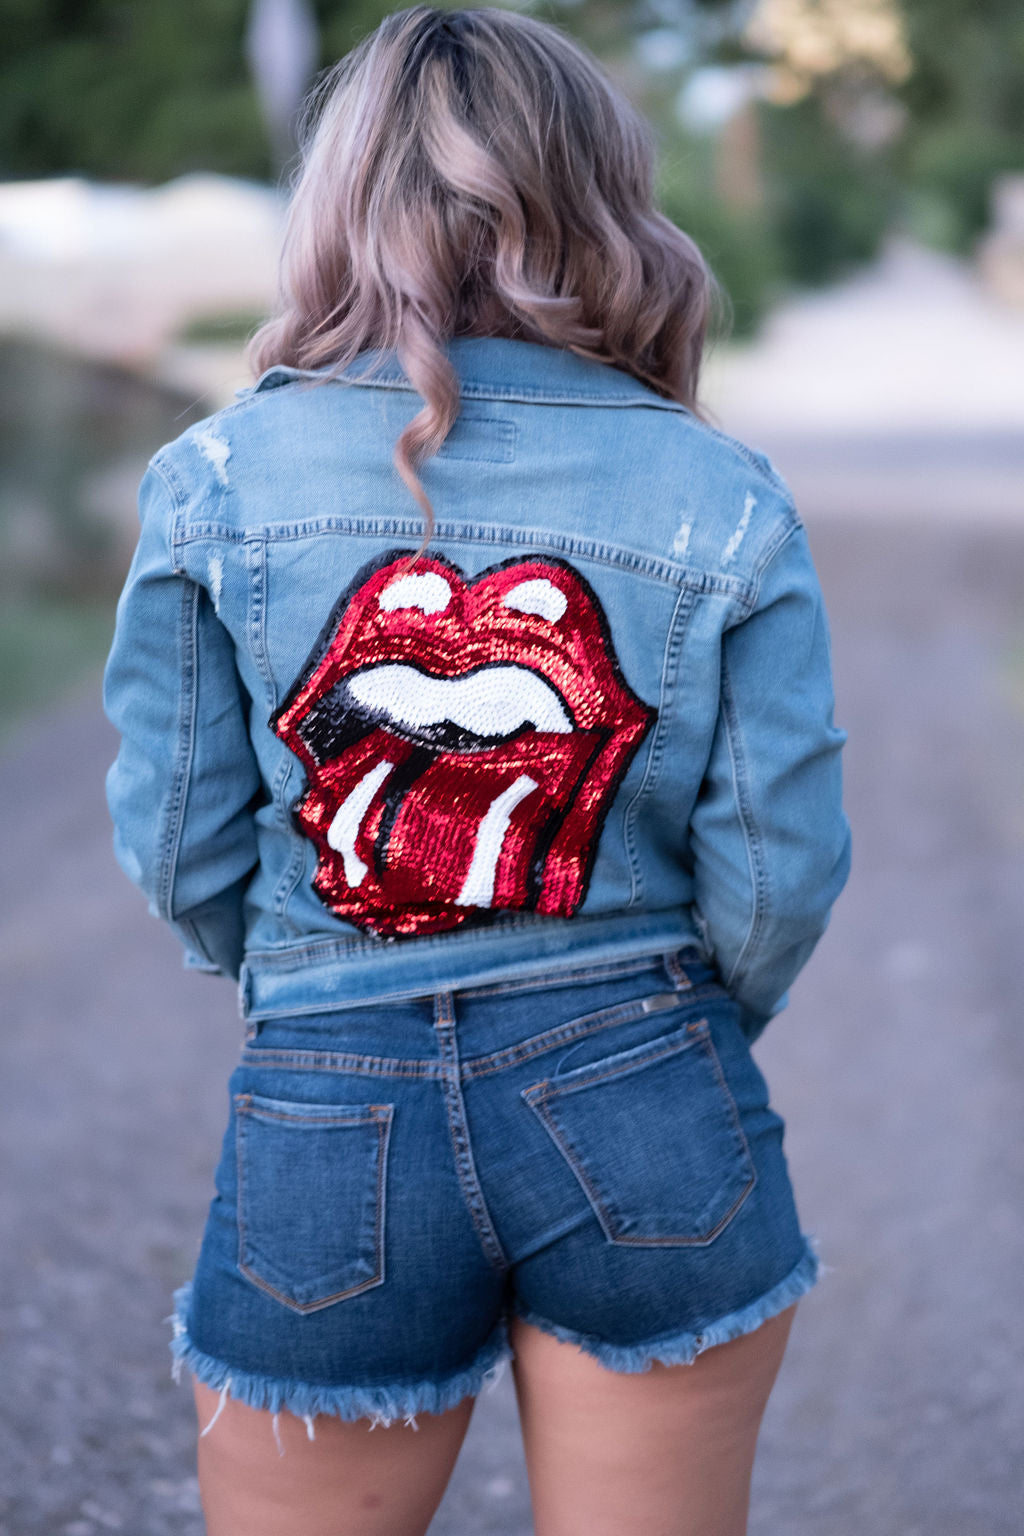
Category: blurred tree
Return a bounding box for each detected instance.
[0,0,270,181]
[740,0,1024,262]
[900,0,1024,136]
[733,0,907,284]
[759,93,897,283]
[897,0,1024,249]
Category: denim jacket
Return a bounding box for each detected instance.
[103,336,850,1039]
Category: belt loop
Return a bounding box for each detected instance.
[663,951,693,991]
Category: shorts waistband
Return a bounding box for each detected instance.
[452,947,712,1001]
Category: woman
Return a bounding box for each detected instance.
[104,8,850,1533]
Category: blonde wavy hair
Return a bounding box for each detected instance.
[250,5,716,532]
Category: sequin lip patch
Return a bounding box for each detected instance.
[270,551,656,938]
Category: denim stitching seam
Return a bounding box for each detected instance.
[158,581,199,922]
[461,995,683,1081]
[239,1048,441,1078]
[175,517,754,598]
[623,584,694,904]
[695,1030,757,1177]
[243,906,692,968]
[455,955,661,998]
[719,648,768,990]
[524,1023,705,1103]
[245,534,275,710]
[433,994,508,1272]
[746,517,802,609]
[149,453,187,517]
[272,760,306,923]
[435,418,517,464]
[343,375,690,409]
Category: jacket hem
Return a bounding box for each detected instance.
[239,911,704,1019]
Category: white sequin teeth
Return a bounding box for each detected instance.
[345,662,573,748]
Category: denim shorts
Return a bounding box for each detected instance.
[171,948,819,1429]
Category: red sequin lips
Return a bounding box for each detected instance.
[271,552,656,938]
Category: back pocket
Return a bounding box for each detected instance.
[235,1092,393,1312]
[522,1019,754,1246]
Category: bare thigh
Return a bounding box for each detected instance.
[510,1303,798,1536]
[193,1380,474,1536]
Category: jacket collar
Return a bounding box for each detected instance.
[249,337,689,413]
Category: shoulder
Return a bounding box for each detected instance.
[677,412,796,512]
[145,365,321,505]
[620,404,801,594]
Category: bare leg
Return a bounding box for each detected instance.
[193,1379,474,1536]
[510,1304,797,1536]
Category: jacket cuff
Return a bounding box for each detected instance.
[734,988,788,1046]
[171,876,250,980]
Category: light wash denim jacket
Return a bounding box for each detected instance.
[103,337,850,1038]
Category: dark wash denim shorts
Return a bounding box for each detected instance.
[172,949,819,1430]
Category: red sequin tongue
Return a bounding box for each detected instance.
[298,725,604,937]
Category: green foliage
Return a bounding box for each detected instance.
[683,201,780,340]
[0,596,114,737]
[903,122,1024,252]
[657,165,782,337]
[0,0,270,181]
[317,0,414,60]
[895,0,1024,249]
[899,0,1024,134]
[177,311,268,344]
[759,97,896,286]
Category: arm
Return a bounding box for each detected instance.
[102,462,262,979]
[688,520,852,1041]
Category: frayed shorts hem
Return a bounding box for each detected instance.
[168,1282,511,1429]
[511,1237,821,1373]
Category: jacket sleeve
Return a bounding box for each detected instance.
[102,462,262,979]
[688,519,851,1041]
